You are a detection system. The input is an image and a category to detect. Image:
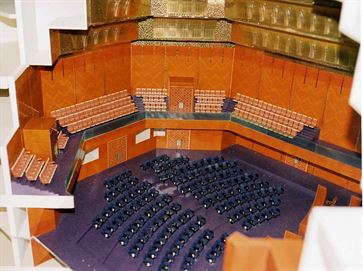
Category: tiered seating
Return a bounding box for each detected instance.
[135,88,168,112]
[298,184,327,236]
[25,156,45,181]
[11,149,34,178]
[51,90,137,133]
[57,132,69,150]
[39,159,58,185]
[233,93,318,138]
[142,154,284,232]
[206,233,229,264]
[194,89,225,113]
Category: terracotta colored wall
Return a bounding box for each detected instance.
[319,75,361,151]
[78,123,156,180]
[230,45,360,153]
[28,208,60,266]
[230,46,263,98]
[6,128,23,168]
[190,130,224,150]
[41,43,131,116]
[131,45,234,93]
[15,67,43,128]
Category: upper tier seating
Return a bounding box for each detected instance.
[57,132,69,150]
[25,156,45,181]
[233,93,318,138]
[39,159,58,185]
[11,149,34,178]
[194,89,225,113]
[51,90,137,134]
[135,88,168,112]
[11,150,57,185]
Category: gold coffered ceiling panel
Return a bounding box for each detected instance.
[58,22,138,55]
[88,0,151,25]
[51,0,358,72]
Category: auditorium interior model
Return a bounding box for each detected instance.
[0,0,361,270]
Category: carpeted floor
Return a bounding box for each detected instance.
[38,145,358,271]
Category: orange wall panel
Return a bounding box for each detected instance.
[6,128,23,168]
[78,122,157,180]
[319,74,361,152]
[131,45,166,92]
[289,65,330,125]
[74,52,105,102]
[41,57,76,116]
[231,46,263,98]
[190,130,223,150]
[41,44,131,116]
[15,67,43,126]
[198,47,234,91]
[28,208,59,237]
[31,239,54,266]
[235,135,253,149]
[253,142,283,161]
[258,56,294,108]
[166,46,199,79]
[221,131,236,149]
[103,44,130,93]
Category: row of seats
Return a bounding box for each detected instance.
[58,96,132,127]
[11,149,57,184]
[149,154,284,232]
[195,103,223,113]
[154,216,208,270]
[241,206,281,231]
[39,159,58,185]
[233,93,317,138]
[67,104,136,133]
[194,89,225,113]
[206,233,229,264]
[92,181,155,230]
[135,88,168,112]
[57,132,69,150]
[180,229,214,271]
[135,88,168,96]
[195,89,225,97]
[143,209,197,267]
[11,149,34,178]
[25,156,45,181]
[100,191,170,238]
[51,90,128,119]
[235,93,317,127]
[125,203,182,255]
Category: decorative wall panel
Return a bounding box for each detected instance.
[319,75,361,152]
[198,47,234,91]
[167,129,191,149]
[41,44,131,116]
[258,55,294,108]
[15,67,43,128]
[169,77,195,113]
[289,64,330,126]
[107,136,127,167]
[74,52,105,103]
[87,0,151,25]
[230,46,263,98]
[131,45,166,91]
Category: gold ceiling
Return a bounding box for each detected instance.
[52,0,358,72]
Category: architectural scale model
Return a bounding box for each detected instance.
[0,0,361,270]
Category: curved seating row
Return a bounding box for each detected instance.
[135,88,168,112]
[206,233,229,264]
[194,89,225,113]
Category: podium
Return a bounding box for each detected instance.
[22,117,58,161]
